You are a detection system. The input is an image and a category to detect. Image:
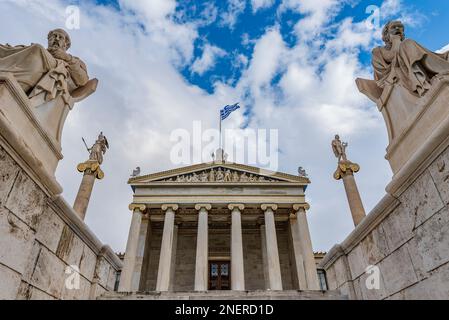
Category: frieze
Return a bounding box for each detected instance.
[157,168,280,183]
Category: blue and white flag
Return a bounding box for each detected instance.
[220,103,241,121]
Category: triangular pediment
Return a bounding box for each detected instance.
[128,162,309,185]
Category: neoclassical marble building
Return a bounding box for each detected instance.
[118,158,322,294]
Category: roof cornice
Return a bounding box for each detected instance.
[128,162,309,185]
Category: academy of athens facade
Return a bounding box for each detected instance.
[118,161,323,294]
[2,15,449,300]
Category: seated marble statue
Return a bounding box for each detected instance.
[0,29,90,104]
[371,20,449,98]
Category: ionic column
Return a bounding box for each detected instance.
[156,204,179,291]
[73,160,105,220]
[261,204,282,290]
[228,204,245,291]
[118,204,146,292]
[73,132,108,220]
[169,222,179,292]
[341,169,366,226]
[292,204,320,290]
[289,210,307,290]
[194,204,211,291]
[259,224,270,290]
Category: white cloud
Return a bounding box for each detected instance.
[251,0,275,13]
[235,54,249,68]
[240,27,286,97]
[220,0,246,29]
[279,0,345,41]
[118,0,176,22]
[379,0,425,28]
[191,44,226,75]
[199,2,218,26]
[118,0,198,65]
[326,18,378,54]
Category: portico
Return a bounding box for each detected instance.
[119,161,320,293]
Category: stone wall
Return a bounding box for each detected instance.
[0,145,122,300]
[320,142,449,300]
[141,228,162,291]
[173,231,196,291]
[242,229,264,290]
[278,225,295,290]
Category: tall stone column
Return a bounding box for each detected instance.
[118,204,146,292]
[332,135,366,227]
[288,212,308,290]
[292,204,320,290]
[156,204,179,291]
[73,160,104,220]
[261,204,282,290]
[334,162,366,226]
[228,204,245,291]
[194,204,211,291]
[259,224,270,290]
[169,223,179,292]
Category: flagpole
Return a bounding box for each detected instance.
[219,111,222,158]
[218,103,239,161]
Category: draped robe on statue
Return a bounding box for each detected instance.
[0,43,89,104]
[372,39,449,97]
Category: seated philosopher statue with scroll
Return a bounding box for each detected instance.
[357,21,449,101]
[0,28,95,105]
[0,29,98,146]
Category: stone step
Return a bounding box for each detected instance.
[99,290,347,300]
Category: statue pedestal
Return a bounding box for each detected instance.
[384,76,449,176]
[0,72,63,195]
[375,75,449,196]
[357,74,449,181]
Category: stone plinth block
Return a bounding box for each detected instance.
[382,76,449,177]
[0,73,62,195]
[385,76,449,174]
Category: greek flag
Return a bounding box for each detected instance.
[220,103,241,121]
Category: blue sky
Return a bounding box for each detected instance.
[94,0,449,94]
[1,0,448,253]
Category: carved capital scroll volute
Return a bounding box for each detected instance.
[195,203,212,211]
[291,203,311,219]
[261,203,278,212]
[128,203,146,213]
[161,204,179,212]
[228,204,245,212]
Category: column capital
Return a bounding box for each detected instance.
[128,203,146,212]
[228,203,245,211]
[333,161,360,180]
[261,203,278,211]
[161,204,179,211]
[77,160,104,180]
[292,203,310,212]
[195,203,212,211]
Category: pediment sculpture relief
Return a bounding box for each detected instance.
[159,168,280,183]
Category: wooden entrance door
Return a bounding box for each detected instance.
[208,261,231,290]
